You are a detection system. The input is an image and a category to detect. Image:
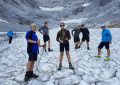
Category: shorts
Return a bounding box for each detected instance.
[43,35,50,42]
[28,53,38,61]
[98,42,110,49]
[82,37,89,42]
[74,37,80,43]
[60,43,69,52]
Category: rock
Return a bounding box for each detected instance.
[38,63,56,74]
[39,73,50,82]
[53,69,74,79]
[99,68,117,80]
[79,80,90,85]
[82,74,99,83]
[75,67,85,76]
[59,75,81,85]
[28,80,44,85]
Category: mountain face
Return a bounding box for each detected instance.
[0,0,120,31]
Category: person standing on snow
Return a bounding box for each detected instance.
[38,21,53,52]
[71,26,81,49]
[78,24,90,50]
[56,22,74,71]
[24,23,45,81]
[95,24,112,61]
[7,30,14,44]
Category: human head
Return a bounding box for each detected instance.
[60,22,65,30]
[44,21,48,27]
[81,24,85,29]
[31,23,37,32]
[100,24,106,30]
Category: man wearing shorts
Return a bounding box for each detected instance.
[96,24,112,61]
[24,23,45,81]
[78,24,90,50]
[39,21,53,52]
[56,22,74,71]
[72,26,81,49]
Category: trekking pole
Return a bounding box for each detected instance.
[35,47,45,73]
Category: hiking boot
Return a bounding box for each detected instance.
[58,63,62,71]
[95,55,101,58]
[48,48,53,52]
[87,47,90,50]
[69,63,74,70]
[105,57,110,61]
[24,71,31,81]
[31,74,39,78]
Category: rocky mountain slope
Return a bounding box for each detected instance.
[0,0,120,31]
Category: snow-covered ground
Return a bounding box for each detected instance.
[61,18,88,24]
[39,6,64,11]
[81,3,91,7]
[0,28,120,85]
[0,19,8,23]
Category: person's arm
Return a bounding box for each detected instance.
[87,28,90,36]
[56,32,60,42]
[38,27,44,34]
[71,30,74,36]
[26,32,37,44]
[65,30,71,40]
[108,30,112,43]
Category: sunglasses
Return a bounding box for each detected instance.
[60,25,65,26]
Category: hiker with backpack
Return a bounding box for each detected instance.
[95,24,112,61]
[24,23,45,81]
[71,26,81,49]
[39,21,53,52]
[78,24,90,50]
[7,30,14,44]
[56,22,74,71]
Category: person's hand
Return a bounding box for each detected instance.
[59,40,63,43]
[37,40,40,44]
[43,44,46,48]
[65,38,69,41]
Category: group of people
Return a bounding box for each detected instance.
[72,24,90,50]
[24,21,112,81]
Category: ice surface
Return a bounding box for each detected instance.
[0,28,120,85]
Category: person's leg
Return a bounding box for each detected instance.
[106,49,110,58]
[58,52,64,70]
[86,37,90,50]
[24,61,33,81]
[97,42,104,58]
[48,40,50,49]
[78,40,83,48]
[65,43,74,70]
[26,61,33,71]
[48,36,53,51]
[75,42,79,49]
[58,43,64,70]
[9,37,12,44]
[59,52,64,64]
[29,61,35,71]
[78,37,84,48]
[87,41,90,50]
[43,35,47,51]
[66,51,71,63]
[105,42,110,61]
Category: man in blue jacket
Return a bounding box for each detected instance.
[7,31,14,44]
[96,24,112,61]
[24,23,45,81]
